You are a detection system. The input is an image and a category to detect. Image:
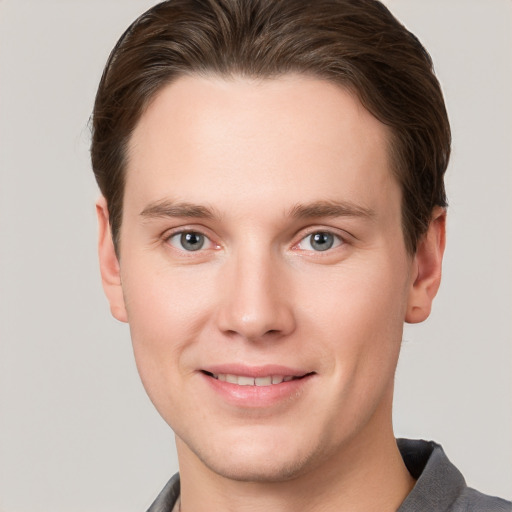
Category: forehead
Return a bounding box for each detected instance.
[125,74,398,218]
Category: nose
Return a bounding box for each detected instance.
[215,247,296,342]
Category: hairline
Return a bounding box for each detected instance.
[117,70,411,255]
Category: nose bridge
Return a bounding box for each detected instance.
[216,241,295,341]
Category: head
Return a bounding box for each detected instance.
[92,0,449,484]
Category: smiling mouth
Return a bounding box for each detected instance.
[202,371,312,386]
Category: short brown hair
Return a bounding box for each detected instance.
[91,0,450,254]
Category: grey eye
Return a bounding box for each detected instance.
[297,231,342,252]
[309,232,335,251]
[168,231,209,251]
[180,232,205,251]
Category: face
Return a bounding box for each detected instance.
[98,75,440,483]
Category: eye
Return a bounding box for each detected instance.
[167,231,212,252]
[297,231,342,252]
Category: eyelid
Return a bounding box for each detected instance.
[162,225,220,252]
[160,224,351,253]
[292,226,349,251]
[168,232,212,251]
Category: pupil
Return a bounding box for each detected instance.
[181,232,204,251]
[311,232,333,251]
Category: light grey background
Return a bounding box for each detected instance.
[0,1,510,511]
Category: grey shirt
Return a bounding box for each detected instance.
[147,439,511,512]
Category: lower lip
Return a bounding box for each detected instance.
[201,372,313,408]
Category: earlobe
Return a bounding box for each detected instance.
[96,197,128,323]
[405,207,446,324]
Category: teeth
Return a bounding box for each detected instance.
[213,374,298,386]
[238,376,255,386]
[255,376,272,386]
[226,374,238,384]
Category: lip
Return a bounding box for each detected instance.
[203,363,309,378]
[199,364,315,408]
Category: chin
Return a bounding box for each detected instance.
[181,429,324,483]
[200,451,314,483]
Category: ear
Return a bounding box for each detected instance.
[96,196,128,323]
[405,207,446,324]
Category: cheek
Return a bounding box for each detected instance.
[300,257,410,371]
[122,258,215,334]
[120,262,217,399]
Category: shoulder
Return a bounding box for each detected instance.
[451,487,511,512]
[397,439,511,512]
[146,473,180,512]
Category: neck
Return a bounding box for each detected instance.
[176,401,414,512]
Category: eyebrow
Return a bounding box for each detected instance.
[288,200,376,220]
[140,199,375,222]
[140,200,218,220]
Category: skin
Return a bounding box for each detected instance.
[97,75,445,511]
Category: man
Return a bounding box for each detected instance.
[90,1,510,511]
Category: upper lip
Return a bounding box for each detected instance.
[200,364,311,379]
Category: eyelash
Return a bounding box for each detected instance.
[294,230,344,253]
[163,227,346,254]
[166,230,216,252]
